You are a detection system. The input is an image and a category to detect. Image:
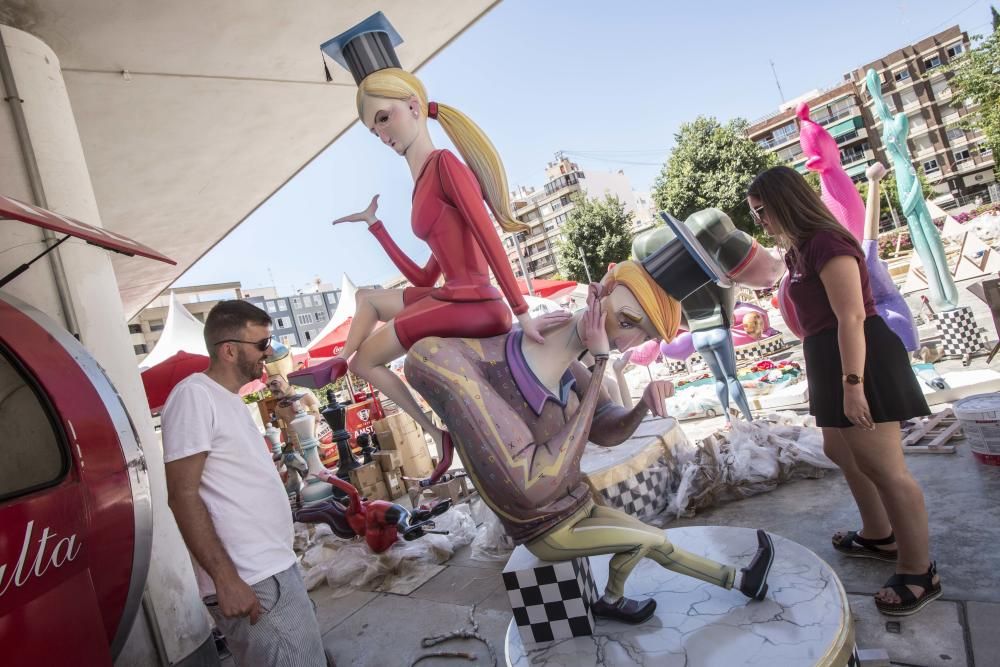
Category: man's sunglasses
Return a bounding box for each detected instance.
[213,337,273,352]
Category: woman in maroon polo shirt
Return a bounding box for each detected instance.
[747,166,939,617]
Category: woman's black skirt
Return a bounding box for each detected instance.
[803,316,930,428]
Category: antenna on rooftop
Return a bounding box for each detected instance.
[769,59,786,103]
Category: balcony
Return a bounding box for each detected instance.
[840,149,872,166]
[815,107,858,126]
[757,131,799,150]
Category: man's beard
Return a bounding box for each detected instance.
[236,348,262,384]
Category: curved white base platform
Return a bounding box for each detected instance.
[505,526,854,667]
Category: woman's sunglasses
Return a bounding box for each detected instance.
[749,203,766,223]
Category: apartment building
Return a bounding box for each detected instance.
[747,82,874,183]
[847,25,994,204]
[246,289,345,348]
[499,154,653,281]
[748,26,995,207]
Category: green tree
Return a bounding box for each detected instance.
[652,116,778,235]
[556,194,634,282]
[992,5,999,32]
[944,20,1000,174]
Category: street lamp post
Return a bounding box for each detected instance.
[577,246,593,283]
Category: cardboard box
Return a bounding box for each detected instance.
[382,468,405,499]
[359,480,390,502]
[375,412,420,445]
[374,426,423,453]
[349,462,382,490]
[399,449,434,480]
[374,450,402,472]
[429,476,469,504]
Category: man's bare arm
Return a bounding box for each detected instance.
[166,454,261,622]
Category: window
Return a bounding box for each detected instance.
[953,148,971,164]
[923,55,942,70]
[776,144,802,162]
[304,331,312,342]
[297,313,315,326]
[128,323,142,334]
[551,200,562,212]
[326,293,338,305]
[946,127,965,142]
[291,297,301,308]
[922,159,940,174]
[946,43,964,59]
[504,237,514,248]
[280,334,298,347]
[148,319,164,332]
[133,344,148,355]
[277,299,288,310]
[979,144,993,157]
[0,348,69,501]
[275,316,290,329]
[265,300,276,313]
[930,78,951,99]
[908,113,927,131]
[315,311,326,322]
[893,69,910,82]
[910,136,932,155]
[899,89,918,110]
[560,195,572,206]
[773,122,797,141]
[554,213,569,225]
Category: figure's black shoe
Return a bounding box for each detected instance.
[591,596,657,624]
[739,529,774,601]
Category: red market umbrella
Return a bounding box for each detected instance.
[142,351,265,412]
[308,318,353,359]
[141,351,208,413]
[516,278,578,299]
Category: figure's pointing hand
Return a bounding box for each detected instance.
[333,194,380,227]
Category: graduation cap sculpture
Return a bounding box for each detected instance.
[320,12,404,84]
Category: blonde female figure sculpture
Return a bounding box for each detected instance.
[299,14,543,484]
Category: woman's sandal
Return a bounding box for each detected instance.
[875,562,942,616]
[832,530,898,562]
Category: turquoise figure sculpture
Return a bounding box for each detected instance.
[865,68,959,310]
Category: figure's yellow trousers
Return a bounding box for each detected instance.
[526,501,736,599]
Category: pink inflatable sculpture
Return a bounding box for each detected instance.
[660,331,695,361]
[797,102,865,241]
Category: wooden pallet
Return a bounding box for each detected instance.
[900,409,963,453]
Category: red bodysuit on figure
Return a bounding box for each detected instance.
[368,149,528,349]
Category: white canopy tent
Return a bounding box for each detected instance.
[137,292,207,369]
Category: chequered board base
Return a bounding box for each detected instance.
[503,548,598,644]
[598,466,669,521]
[936,306,985,358]
[682,335,787,368]
[666,360,689,374]
[735,335,787,362]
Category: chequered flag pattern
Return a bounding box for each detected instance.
[503,554,598,644]
[735,335,787,362]
[598,467,669,521]
[936,306,985,357]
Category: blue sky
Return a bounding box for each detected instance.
[176,0,996,295]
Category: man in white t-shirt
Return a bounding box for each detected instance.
[163,300,326,666]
